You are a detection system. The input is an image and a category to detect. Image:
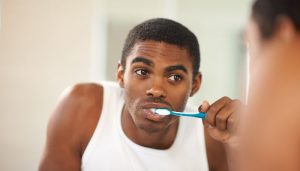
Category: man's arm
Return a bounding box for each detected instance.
[200,97,241,171]
[204,128,228,171]
[39,83,103,171]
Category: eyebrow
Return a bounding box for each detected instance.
[131,57,153,66]
[165,65,188,74]
[131,56,188,74]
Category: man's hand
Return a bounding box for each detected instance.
[200,97,241,145]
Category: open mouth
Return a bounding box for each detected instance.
[139,101,173,122]
[143,108,168,122]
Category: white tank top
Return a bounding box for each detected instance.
[81,81,209,171]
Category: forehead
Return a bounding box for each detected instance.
[126,40,192,66]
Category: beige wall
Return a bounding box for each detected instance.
[0,0,92,170]
[0,0,250,170]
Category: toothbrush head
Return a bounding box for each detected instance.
[151,108,171,115]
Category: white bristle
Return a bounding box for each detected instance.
[154,108,171,115]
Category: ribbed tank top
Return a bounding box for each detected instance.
[81,81,208,171]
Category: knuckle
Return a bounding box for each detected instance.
[216,116,226,130]
[223,104,233,112]
[227,100,240,110]
[222,96,231,102]
[209,106,217,113]
[216,114,225,123]
[228,117,235,125]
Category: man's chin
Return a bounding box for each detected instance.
[137,117,178,134]
[137,122,164,133]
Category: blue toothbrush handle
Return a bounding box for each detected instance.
[171,112,206,119]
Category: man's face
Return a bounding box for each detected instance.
[117,40,201,133]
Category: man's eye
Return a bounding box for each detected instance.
[168,75,182,82]
[135,69,149,76]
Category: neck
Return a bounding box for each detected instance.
[121,106,179,149]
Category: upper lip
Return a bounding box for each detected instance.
[142,102,172,111]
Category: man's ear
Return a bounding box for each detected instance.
[190,72,202,97]
[116,62,125,88]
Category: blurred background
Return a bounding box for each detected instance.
[0,0,251,170]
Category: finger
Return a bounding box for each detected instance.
[205,96,232,127]
[198,100,209,113]
[227,111,239,133]
[216,99,241,131]
[216,111,232,131]
[215,101,238,131]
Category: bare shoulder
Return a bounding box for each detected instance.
[62,83,103,116]
[39,83,103,171]
[59,83,104,151]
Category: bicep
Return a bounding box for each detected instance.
[39,146,81,171]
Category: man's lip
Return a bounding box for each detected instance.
[140,102,173,122]
[141,102,172,111]
[143,108,168,122]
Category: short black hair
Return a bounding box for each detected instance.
[121,18,200,78]
[252,0,300,39]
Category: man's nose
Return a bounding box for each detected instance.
[146,79,167,98]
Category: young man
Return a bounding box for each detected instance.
[242,0,300,170]
[39,18,240,171]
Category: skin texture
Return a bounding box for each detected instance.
[241,17,300,171]
[39,40,241,171]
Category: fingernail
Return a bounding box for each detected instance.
[198,105,202,111]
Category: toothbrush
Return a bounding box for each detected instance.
[151,108,206,119]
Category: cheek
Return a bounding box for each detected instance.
[124,83,140,105]
[168,85,191,111]
[123,74,146,110]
